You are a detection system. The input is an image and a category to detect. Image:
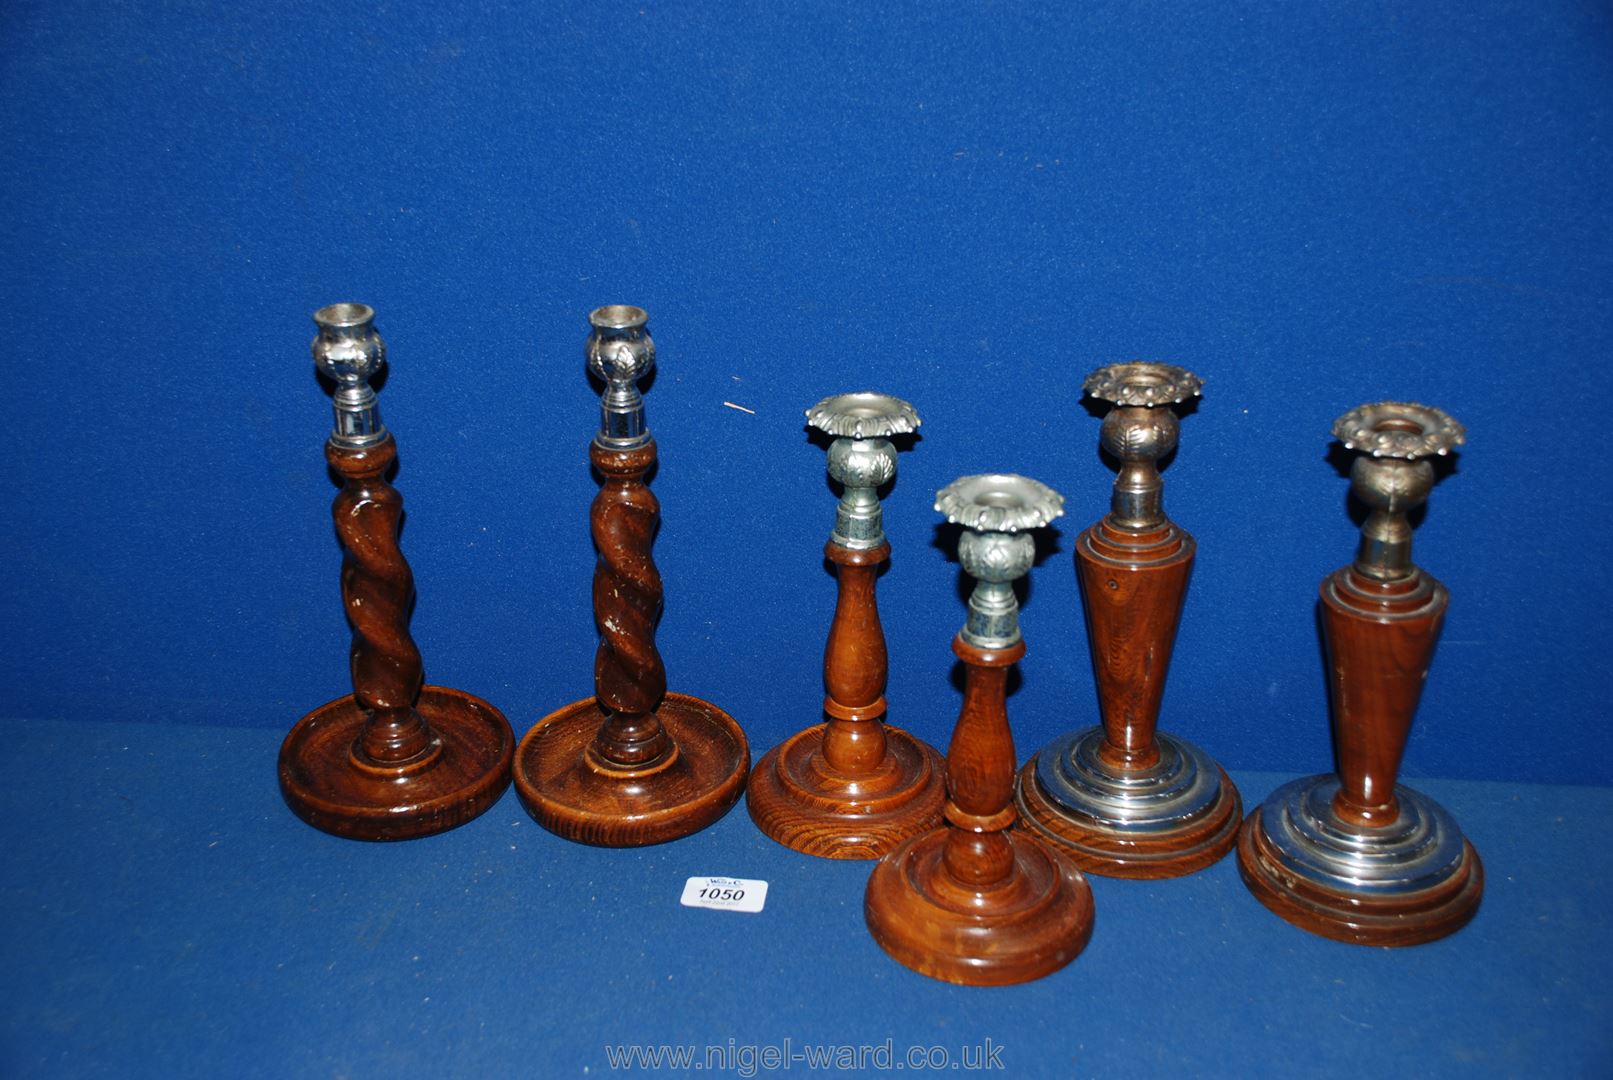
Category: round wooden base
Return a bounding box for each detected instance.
[1015,756,1241,879]
[747,723,946,859]
[1238,806,1484,946]
[513,691,749,847]
[279,686,514,841]
[864,829,1095,986]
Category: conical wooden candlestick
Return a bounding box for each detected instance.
[1238,401,1483,945]
[1017,363,1239,878]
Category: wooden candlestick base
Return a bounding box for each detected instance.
[515,692,748,847]
[748,723,945,859]
[1238,779,1483,947]
[865,814,1095,985]
[281,686,514,841]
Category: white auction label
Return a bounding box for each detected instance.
[680,875,768,914]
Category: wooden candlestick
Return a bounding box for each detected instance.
[865,475,1093,986]
[1017,363,1239,877]
[512,306,749,847]
[1238,401,1483,945]
[747,393,945,858]
[279,303,514,841]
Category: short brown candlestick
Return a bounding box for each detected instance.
[280,436,514,841]
[867,473,1092,985]
[513,306,748,847]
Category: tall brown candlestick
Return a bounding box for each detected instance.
[747,393,945,858]
[864,474,1093,986]
[512,305,749,847]
[1017,362,1240,878]
[1238,401,1483,945]
[279,303,514,841]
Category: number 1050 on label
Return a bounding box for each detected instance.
[680,876,768,914]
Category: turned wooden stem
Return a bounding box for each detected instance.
[1322,566,1448,827]
[940,636,1026,889]
[588,439,671,767]
[820,540,890,774]
[326,436,434,765]
[1076,515,1194,772]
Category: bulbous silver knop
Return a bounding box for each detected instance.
[312,302,387,448]
[588,305,655,449]
[1084,362,1201,530]
[808,392,920,550]
[937,474,1063,648]
[1334,402,1466,581]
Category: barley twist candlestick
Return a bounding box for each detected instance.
[279,303,514,840]
[747,393,945,858]
[1017,363,1239,877]
[1238,402,1482,945]
[513,305,749,846]
[865,475,1093,986]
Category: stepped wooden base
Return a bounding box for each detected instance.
[1015,756,1241,879]
[279,686,515,841]
[1238,806,1484,946]
[513,691,749,847]
[747,723,946,859]
[864,828,1094,986]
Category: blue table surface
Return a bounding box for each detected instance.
[0,716,1607,1078]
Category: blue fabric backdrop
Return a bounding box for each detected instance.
[2,2,1608,782]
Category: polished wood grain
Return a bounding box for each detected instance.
[1236,562,1483,945]
[1237,806,1484,947]
[513,436,748,846]
[282,686,515,841]
[587,442,670,766]
[279,435,514,841]
[1015,513,1239,877]
[1320,566,1447,826]
[747,540,945,859]
[517,691,748,846]
[864,636,1093,986]
[822,543,893,773]
[1075,517,1193,770]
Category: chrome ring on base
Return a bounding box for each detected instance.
[1016,726,1241,878]
[1037,726,1222,827]
[1238,774,1483,946]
